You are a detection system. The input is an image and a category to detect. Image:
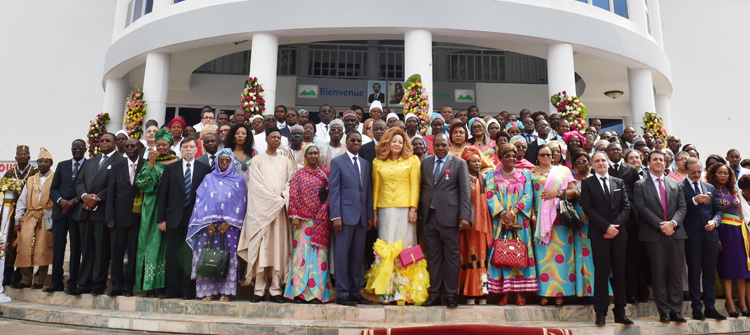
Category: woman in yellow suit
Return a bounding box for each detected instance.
[366,127,428,305]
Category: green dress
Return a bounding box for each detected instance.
[134,161,169,291]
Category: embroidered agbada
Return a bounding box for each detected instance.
[14,172,54,267]
[237,152,295,285]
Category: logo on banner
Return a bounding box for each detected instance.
[454,89,475,103]
[297,85,318,99]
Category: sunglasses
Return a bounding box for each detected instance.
[124,144,138,149]
[539,153,552,157]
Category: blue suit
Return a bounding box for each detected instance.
[682,179,722,312]
[329,152,373,298]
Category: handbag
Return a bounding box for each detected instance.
[318,187,328,203]
[491,227,527,269]
[195,230,229,278]
[398,245,425,268]
[557,198,583,229]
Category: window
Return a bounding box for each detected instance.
[575,0,629,19]
[125,0,153,27]
[613,0,629,18]
[592,0,610,11]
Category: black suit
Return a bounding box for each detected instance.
[580,174,630,316]
[418,154,472,299]
[359,140,378,266]
[524,137,558,163]
[105,156,145,293]
[74,152,124,292]
[681,179,722,313]
[634,174,687,316]
[609,161,649,301]
[157,159,210,298]
[368,92,385,104]
[49,158,85,290]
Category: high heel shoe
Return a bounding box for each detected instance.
[516,300,526,306]
[742,310,750,317]
[539,298,548,306]
[555,297,564,307]
[497,300,507,306]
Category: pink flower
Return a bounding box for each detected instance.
[445,169,450,176]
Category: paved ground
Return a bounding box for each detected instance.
[0,318,170,334]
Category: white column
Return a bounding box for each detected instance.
[249,33,279,116]
[366,40,379,78]
[297,44,310,76]
[546,43,576,115]
[647,0,665,48]
[143,52,171,127]
[654,94,672,134]
[152,0,172,12]
[627,68,656,132]
[404,29,433,112]
[112,0,130,40]
[628,0,649,36]
[102,78,129,134]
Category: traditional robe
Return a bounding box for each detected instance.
[14,171,54,267]
[1,165,38,266]
[317,143,345,169]
[237,152,295,286]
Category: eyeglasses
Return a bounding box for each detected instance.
[515,145,527,150]
[538,153,552,157]
[503,154,518,159]
[689,170,702,174]
[124,144,138,149]
[202,115,215,120]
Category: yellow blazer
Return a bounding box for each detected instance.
[372,155,421,210]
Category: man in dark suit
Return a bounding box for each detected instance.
[682,157,726,320]
[196,133,220,171]
[157,137,210,299]
[329,131,374,306]
[105,138,144,297]
[368,83,385,104]
[360,119,386,267]
[44,139,86,293]
[634,150,687,323]
[581,151,633,326]
[607,142,649,303]
[419,134,471,308]
[71,133,124,295]
[524,120,557,162]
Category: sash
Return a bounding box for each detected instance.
[721,213,750,271]
[535,166,570,245]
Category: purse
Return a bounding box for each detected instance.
[195,230,229,278]
[557,198,583,229]
[318,187,328,203]
[398,245,425,268]
[491,227,527,269]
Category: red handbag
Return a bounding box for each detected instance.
[491,229,527,269]
[398,245,425,268]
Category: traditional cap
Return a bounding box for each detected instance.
[168,118,186,129]
[37,147,53,161]
[486,118,500,130]
[250,114,264,122]
[16,145,29,154]
[404,113,418,122]
[115,130,129,137]
[265,127,282,137]
[298,109,310,115]
[386,113,399,122]
[343,110,357,119]
[329,119,345,129]
[369,101,383,113]
[289,124,304,133]
[155,129,174,145]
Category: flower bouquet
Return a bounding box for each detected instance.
[123,86,146,138]
[642,111,667,138]
[551,91,587,133]
[401,74,430,135]
[0,177,25,196]
[241,77,265,123]
[87,113,110,157]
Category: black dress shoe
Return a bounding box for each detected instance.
[31,284,43,289]
[182,296,192,300]
[422,296,442,307]
[336,297,357,306]
[705,309,727,320]
[659,314,671,323]
[669,312,687,323]
[43,285,64,293]
[108,290,124,297]
[269,295,285,303]
[692,310,705,320]
[614,315,634,325]
[627,296,636,304]
[67,288,82,296]
[250,295,263,303]
[728,311,740,318]
[351,295,373,305]
[445,297,458,308]
[742,310,750,317]
[11,283,30,289]
[123,291,134,297]
[91,289,105,295]
[595,314,606,326]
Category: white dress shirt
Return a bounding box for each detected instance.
[314,122,331,144]
[182,158,195,184]
[15,171,51,222]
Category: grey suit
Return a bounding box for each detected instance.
[418,154,472,298]
[633,173,687,316]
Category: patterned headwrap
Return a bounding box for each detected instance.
[505,120,524,130]
[562,131,586,147]
[155,129,174,145]
[412,137,427,147]
[343,110,357,119]
[168,118,186,129]
[467,117,486,133]
[548,141,568,160]
[303,143,318,165]
[298,109,310,115]
[461,146,482,162]
[509,135,527,145]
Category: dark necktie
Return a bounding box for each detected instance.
[613,163,619,172]
[657,178,668,220]
[209,155,216,171]
[693,181,701,196]
[73,161,80,179]
[601,176,610,198]
[98,154,108,172]
[353,156,361,189]
[433,159,444,183]
[184,163,192,205]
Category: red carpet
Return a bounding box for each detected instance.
[363,325,572,335]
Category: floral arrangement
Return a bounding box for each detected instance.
[642,111,667,138]
[241,77,265,123]
[123,86,146,138]
[87,113,110,157]
[551,91,587,133]
[0,177,25,196]
[401,74,430,135]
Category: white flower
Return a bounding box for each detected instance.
[252,95,256,100]
[572,111,579,116]
[260,93,265,97]
[568,97,573,101]
[227,192,231,198]
[576,107,581,112]
[574,99,579,103]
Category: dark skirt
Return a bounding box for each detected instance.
[717,223,750,280]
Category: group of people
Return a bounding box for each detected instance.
[2,103,750,328]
